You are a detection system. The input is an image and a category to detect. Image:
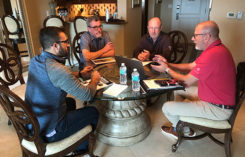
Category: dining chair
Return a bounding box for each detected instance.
[166,30,189,101]
[2,15,28,58]
[0,43,26,125]
[0,85,98,157]
[172,62,245,157]
[71,31,86,70]
[168,30,188,64]
[43,15,73,67]
[74,16,87,35]
[43,15,65,29]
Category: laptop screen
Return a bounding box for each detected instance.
[115,56,146,80]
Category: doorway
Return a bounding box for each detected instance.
[171,0,210,42]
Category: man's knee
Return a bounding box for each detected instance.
[162,101,175,114]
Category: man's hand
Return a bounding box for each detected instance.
[152,55,168,64]
[103,42,114,53]
[151,55,168,73]
[79,66,93,78]
[138,49,150,61]
[90,71,101,85]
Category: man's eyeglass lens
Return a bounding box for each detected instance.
[193,34,206,38]
[57,39,69,44]
[89,25,102,29]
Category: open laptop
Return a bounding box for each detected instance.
[115,56,147,80]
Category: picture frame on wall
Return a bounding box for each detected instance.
[132,0,140,8]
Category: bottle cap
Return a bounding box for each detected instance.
[121,63,125,66]
[133,68,137,71]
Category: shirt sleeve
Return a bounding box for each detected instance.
[46,59,96,101]
[103,31,111,43]
[80,32,91,51]
[190,52,216,80]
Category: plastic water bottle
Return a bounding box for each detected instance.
[106,8,110,22]
[120,63,127,85]
[132,68,140,92]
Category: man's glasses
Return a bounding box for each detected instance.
[148,27,161,31]
[88,25,103,29]
[56,39,69,44]
[193,33,207,39]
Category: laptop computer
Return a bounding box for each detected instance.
[115,56,146,80]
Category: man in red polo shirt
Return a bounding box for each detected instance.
[151,21,236,139]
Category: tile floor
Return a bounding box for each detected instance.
[1,92,245,157]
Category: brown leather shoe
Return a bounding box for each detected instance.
[161,126,178,140]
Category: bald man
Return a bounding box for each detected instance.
[133,17,171,61]
[151,21,236,139]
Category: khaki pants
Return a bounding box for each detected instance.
[162,86,233,127]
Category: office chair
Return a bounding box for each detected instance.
[172,62,245,157]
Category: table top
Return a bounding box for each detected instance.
[93,62,184,101]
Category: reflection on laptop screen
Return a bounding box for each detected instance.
[115,56,146,80]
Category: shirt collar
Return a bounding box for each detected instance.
[88,32,102,41]
[204,39,222,52]
[41,50,66,64]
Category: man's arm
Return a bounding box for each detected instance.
[168,62,196,73]
[82,42,115,61]
[167,68,198,86]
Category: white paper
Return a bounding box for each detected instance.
[103,83,128,97]
[80,79,110,90]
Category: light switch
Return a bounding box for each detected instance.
[237,11,243,19]
[226,12,237,19]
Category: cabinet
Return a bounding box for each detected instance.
[55,0,117,6]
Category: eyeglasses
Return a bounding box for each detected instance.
[88,25,103,29]
[193,33,206,39]
[56,39,69,44]
[148,27,161,30]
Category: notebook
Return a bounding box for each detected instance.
[115,56,147,80]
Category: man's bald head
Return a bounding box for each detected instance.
[196,21,219,39]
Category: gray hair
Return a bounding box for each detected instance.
[86,16,101,27]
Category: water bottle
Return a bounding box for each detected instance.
[132,68,140,92]
[106,8,110,22]
[120,63,127,85]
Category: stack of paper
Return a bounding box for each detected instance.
[103,83,128,97]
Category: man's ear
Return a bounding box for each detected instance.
[53,42,60,50]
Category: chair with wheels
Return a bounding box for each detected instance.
[2,15,28,58]
[0,85,98,157]
[172,62,245,157]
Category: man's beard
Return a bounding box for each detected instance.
[57,46,69,58]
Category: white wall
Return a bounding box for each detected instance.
[210,0,245,66]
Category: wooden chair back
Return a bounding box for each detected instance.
[168,30,188,63]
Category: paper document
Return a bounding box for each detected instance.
[80,77,112,90]
[91,57,115,65]
[103,83,128,97]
